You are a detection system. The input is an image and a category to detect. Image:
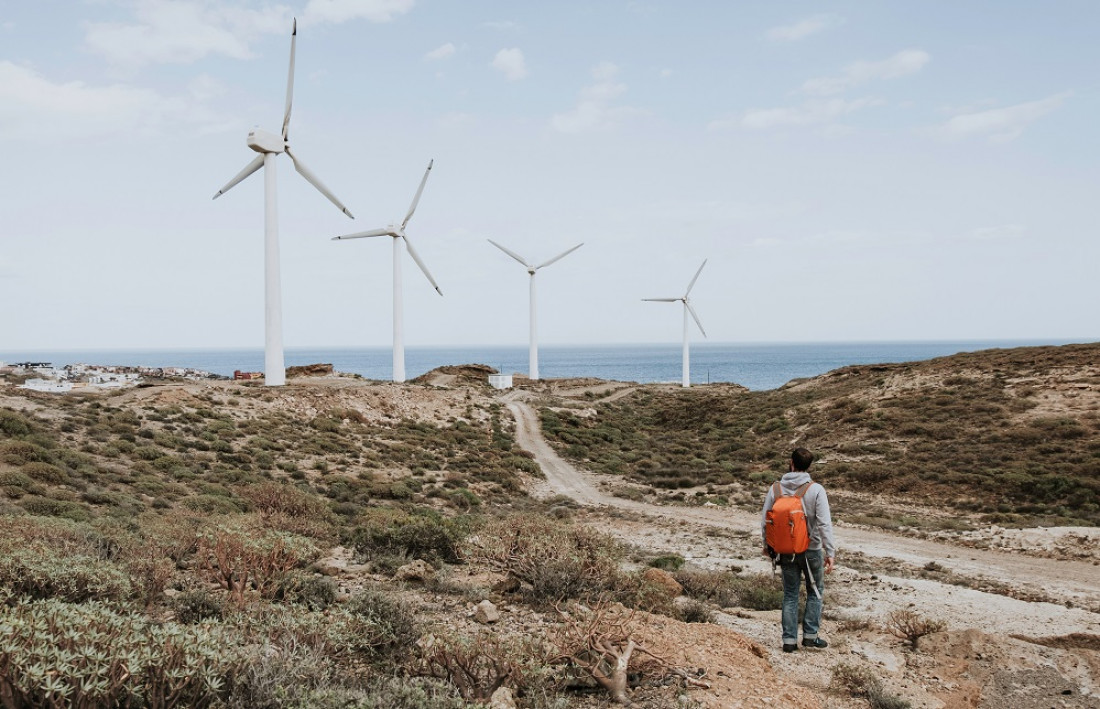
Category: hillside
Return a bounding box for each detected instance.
[539,342,1100,527]
[0,345,1097,708]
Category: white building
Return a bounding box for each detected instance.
[488,373,513,389]
[21,378,73,393]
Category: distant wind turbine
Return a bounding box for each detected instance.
[333,160,442,383]
[643,259,707,388]
[489,239,583,381]
[212,19,353,387]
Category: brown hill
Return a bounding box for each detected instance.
[539,342,1100,526]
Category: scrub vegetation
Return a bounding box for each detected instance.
[540,343,1100,526]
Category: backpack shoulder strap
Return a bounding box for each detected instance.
[771,482,783,498]
[794,482,814,499]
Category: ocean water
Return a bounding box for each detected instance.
[1,339,1087,391]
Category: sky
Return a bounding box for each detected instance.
[2,1,1097,351]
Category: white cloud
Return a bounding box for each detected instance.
[0,61,229,141]
[766,14,843,42]
[491,48,527,81]
[552,62,644,133]
[716,97,882,130]
[85,1,293,67]
[424,42,456,61]
[937,93,1069,143]
[85,0,414,67]
[802,49,930,95]
[968,225,1027,240]
[303,0,415,24]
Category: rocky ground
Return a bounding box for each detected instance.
[4,361,1098,708]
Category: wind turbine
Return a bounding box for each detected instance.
[332,160,442,383]
[643,259,707,388]
[488,239,583,381]
[212,19,353,387]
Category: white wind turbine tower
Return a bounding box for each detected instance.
[488,239,583,381]
[332,160,442,383]
[643,259,708,388]
[212,19,353,387]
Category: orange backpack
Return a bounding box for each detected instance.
[765,481,813,556]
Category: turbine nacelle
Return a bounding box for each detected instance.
[247,129,287,154]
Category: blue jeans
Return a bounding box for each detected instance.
[780,548,824,644]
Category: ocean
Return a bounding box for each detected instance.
[0,340,1087,391]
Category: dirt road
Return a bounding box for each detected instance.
[503,395,1100,637]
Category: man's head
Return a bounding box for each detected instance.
[791,447,814,472]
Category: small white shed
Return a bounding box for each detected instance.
[488,373,513,389]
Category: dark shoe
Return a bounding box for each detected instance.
[782,644,798,653]
[802,637,828,649]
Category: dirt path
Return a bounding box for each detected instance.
[503,395,1100,639]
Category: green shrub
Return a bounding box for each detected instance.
[277,572,338,611]
[830,662,912,709]
[17,495,91,522]
[345,586,420,660]
[0,409,33,437]
[466,515,621,603]
[197,516,320,605]
[0,598,243,707]
[728,572,784,611]
[649,554,685,571]
[20,462,68,485]
[172,589,227,624]
[182,494,244,515]
[676,598,716,624]
[282,677,471,709]
[0,440,50,466]
[414,630,557,702]
[352,509,471,564]
[0,545,132,602]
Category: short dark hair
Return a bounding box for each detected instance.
[791,448,814,471]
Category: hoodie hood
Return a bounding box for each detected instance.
[779,471,813,495]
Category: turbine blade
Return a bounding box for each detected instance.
[488,239,531,268]
[403,236,443,295]
[212,154,265,199]
[282,18,296,140]
[285,146,354,218]
[401,159,433,228]
[685,258,707,296]
[642,298,678,302]
[333,227,391,240]
[535,242,583,270]
[687,302,707,337]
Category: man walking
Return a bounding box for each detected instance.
[760,447,836,653]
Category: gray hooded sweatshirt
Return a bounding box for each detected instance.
[760,471,836,559]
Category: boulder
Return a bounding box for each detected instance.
[488,686,516,709]
[394,559,436,583]
[474,599,501,624]
[642,567,683,597]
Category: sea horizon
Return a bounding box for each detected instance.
[2,338,1091,391]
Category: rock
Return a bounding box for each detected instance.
[163,588,181,599]
[315,546,351,576]
[394,559,436,583]
[492,575,521,594]
[286,363,333,378]
[474,599,500,624]
[488,686,516,709]
[642,567,683,597]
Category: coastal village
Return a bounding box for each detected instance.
[0,361,223,392]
